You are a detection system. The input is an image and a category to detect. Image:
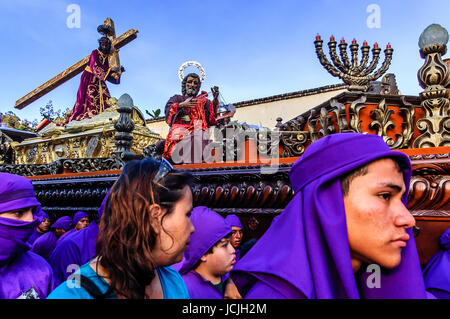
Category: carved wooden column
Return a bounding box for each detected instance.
[113,93,140,162]
[414,24,450,147]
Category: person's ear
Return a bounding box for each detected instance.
[148,204,164,235]
[200,254,208,263]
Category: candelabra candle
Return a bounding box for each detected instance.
[314,35,393,91]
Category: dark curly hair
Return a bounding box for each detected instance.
[181,73,201,96]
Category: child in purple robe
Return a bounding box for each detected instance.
[230,133,429,299]
[27,206,51,245]
[57,211,89,245]
[422,228,450,299]
[0,173,56,299]
[48,158,193,299]
[31,216,72,261]
[179,206,236,299]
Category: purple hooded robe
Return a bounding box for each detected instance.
[225,214,244,261]
[31,216,73,261]
[179,206,232,299]
[0,173,56,299]
[49,195,107,286]
[27,206,50,245]
[57,211,89,245]
[422,229,450,299]
[230,133,428,299]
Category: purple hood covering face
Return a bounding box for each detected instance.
[422,229,450,294]
[0,173,41,268]
[179,206,232,274]
[231,133,427,299]
[0,216,40,269]
[225,214,243,229]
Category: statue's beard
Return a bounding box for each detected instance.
[186,87,199,97]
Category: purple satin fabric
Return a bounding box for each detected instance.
[179,206,232,274]
[31,231,58,261]
[0,173,40,213]
[422,229,450,298]
[0,216,39,269]
[31,216,73,261]
[0,173,56,298]
[231,133,427,299]
[0,250,56,299]
[0,216,56,299]
[182,270,224,299]
[56,211,89,245]
[49,193,108,286]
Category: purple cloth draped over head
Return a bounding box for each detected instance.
[51,216,73,231]
[422,229,450,298]
[231,133,427,299]
[31,216,72,261]
[0,173,55,298]
[73,211,89,225]
[179,206,231,274]
[0,173,40,213]
[56,211,89,245]
[225,214,243,229]
[35,206,49,223]
[49,191,109,286]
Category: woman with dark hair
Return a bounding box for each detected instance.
[48,158,195,299]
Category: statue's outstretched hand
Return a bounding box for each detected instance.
[211,86,220,100]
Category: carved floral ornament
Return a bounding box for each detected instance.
[279,94,419,158]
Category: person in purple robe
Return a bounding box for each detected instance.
[0,173,56,299]
[57,211,89,245]
[179,206,236,299]
[62,36,124,125]
[225,214,244,261]
[422,228,450,299]
[27,206,51,245]
[49,200,106,286]
[229,133,429,299]
[31,216,72,261]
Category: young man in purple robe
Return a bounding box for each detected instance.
[422,228,450,299]
[179,206,236,299]
[0,173,56,299]
[27,206,51,245]
[31,215,72,261]
[57,211,89,245]
[225,214,244,261]
[63,37,124,125]
[229,133,429,299]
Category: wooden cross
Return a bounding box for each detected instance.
[14,18,138,110]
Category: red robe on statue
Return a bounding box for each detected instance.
[163,92,218,163]
[63,50,120,124]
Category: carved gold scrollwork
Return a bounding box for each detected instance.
[368,98,416,149]
[413,43,450,147]
[349,95,367,132]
